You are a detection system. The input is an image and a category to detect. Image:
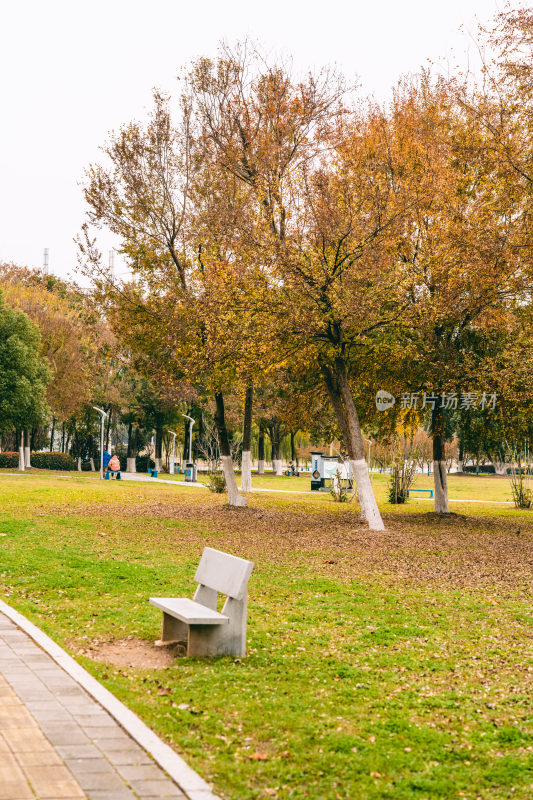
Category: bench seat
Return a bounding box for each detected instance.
[149,548,254,656]
[149,597,229,625]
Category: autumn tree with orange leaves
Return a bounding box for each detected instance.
[80,18,533,526]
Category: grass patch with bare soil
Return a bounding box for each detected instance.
[0,473,531,799]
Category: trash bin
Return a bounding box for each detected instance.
[184,462,197,482]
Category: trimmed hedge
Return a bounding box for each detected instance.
[464,464,496,474]
[30,452,76,470]
[1,451,154,472]
[0,451,76,470]
[0,452,19,468]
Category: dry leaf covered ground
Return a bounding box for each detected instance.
[0,472,531,799]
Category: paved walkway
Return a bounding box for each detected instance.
[59,472,516,503]
[0,611,193,800]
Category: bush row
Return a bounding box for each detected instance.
[31,452,76,470]
[0,452,18,468]
[0,451,76,470]
[0,451,158,472]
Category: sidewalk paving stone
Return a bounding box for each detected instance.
[0,612,189,799]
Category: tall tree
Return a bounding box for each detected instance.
[385,76,530,512]
[190,47,415,529]
[0,291,50,460]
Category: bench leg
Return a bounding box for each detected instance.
[187,597,248,657]
[160,613,188,645]
[188,626,218,657]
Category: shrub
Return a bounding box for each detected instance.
[509,468,532,509]
[388,454,417,504]
[330,469,352,502]
[30,452,76,471]
[0,452,19,468]
[207,472,226,493]
[464,464,495,474]
[136,455,155,473]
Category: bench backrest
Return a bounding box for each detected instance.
[195,547,254,600]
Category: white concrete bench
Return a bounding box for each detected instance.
[149,547,254,657]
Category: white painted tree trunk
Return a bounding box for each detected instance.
[273,459,282,476]
[24,446,31,468]
[90,458,95,471]
[154,458,162,472]
[494,461,509,476]
[350,459,384,531]
[241,450,252,492]
[457,460,463,473]
[127,457,136,473]
[321,358,385,532]
[18,431,25,471]
[433,460,449,513]
[257,459,265,475]
[77,456,82,471]
[221,455,247,506]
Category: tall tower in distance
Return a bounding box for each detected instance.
[43,248,49,276]
[109,249,115,280]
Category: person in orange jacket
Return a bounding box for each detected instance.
[108,453,120,472]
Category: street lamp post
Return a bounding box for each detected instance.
[181,414,196,481]
[93,407,108,479]
[168,429,177,474]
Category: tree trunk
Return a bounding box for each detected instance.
[155,415,163,472]
[457,441,464,473]
[290,430,298,465]
[241,382,253,492]
[50,417,55,452]
[126,422,136,473]
[77,456,82,472]
[90,457,95,472]
[320,357,384,531]
[432,405,449,514]
[61,422,66,453]
[269,424,283,475]
[24,429,31,468]
[258,424,265,474]
[214,392,247,507]
[18,430,25,471]
[493,461,509,476]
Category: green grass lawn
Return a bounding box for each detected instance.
[0,473,531,799]
[157,468,515,504]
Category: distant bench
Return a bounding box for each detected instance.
[406,488,434,498]
[104,470,121,480]
[150,548,254,657]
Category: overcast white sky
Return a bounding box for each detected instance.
[0,0,509,282]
